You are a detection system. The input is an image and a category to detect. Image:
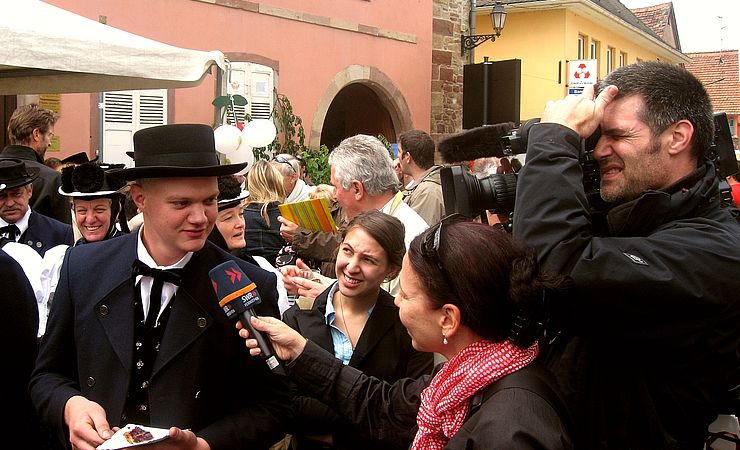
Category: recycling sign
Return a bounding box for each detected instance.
[568,59,597,87]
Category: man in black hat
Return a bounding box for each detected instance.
[30,124,290,449]
[1,103,71,224]
[0,158,73,256]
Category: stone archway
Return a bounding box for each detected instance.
[308,65,413,150]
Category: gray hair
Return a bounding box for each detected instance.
[329,134,399,196]
[271,153,300,177]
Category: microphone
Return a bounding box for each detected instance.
[438,122,517,163]
[209,260,287,376]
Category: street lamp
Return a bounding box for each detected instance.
[461,1,507,56]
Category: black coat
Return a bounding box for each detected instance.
[283,287,434,450]
[20,210,74,256]
[1,249,40,449]
[513,123,740,449]
[30,233,291,450]
[1,145,71,224]
[287,341,572,449]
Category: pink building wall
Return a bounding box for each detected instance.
[44,0,433,159]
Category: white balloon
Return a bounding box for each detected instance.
[242,119,277,148]
[226,140,255,174]
[213,125,242,155]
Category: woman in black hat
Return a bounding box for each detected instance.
[208,174,291,316]
[40,162,130,337]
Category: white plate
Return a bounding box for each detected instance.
[96,424,169,450]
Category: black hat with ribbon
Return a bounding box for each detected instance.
[61,151,98,166]
[0,158,40,191]
[59,162,127,198]
[109,124,247,181]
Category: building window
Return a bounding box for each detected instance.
[619,51,627,67]
[590,40,600,59]
[606,47,614,73]
[578,35,586,59]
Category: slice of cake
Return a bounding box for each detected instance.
[123,426,154,444]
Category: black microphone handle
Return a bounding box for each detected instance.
[238,308,287,376]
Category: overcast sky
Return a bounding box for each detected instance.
[620,0,739,53]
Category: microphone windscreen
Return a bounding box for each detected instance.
[438,122,516,163]
[209,260,262,319]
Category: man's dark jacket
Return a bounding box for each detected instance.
[30,233,291,449]
[20,210,74,256]
[2,145,71,224]
[513,123,740,449]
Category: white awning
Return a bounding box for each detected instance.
[0,0,225,94]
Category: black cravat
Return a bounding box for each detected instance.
[131,259,184,328]
[0,224,20,241]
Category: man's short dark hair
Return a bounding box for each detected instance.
[399,130,435,170]
[602,61,714,162]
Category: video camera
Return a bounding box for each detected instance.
[439,112,738,222]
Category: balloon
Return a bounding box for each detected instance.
[242,119,277,148]
[213,125,242,155]
[226,140,255,175]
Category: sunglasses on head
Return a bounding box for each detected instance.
[419,214,468,284]
[272,155,296,173]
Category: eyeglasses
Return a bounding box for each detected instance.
[272,155,297,174]
[419,214,467,284]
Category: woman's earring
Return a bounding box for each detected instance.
[442,333,448,345]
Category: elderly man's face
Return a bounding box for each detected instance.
[0,184,32,223]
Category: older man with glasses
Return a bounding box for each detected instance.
[271,154,315,203]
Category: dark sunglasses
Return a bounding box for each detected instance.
[419,214,468,283]
[272,155,296,173]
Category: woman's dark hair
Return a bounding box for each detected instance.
[342,210,405,275]
[409,218,571,348]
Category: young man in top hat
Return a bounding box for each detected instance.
[0,158,73,257]
[1,103,71,224]
[30,124,291,450]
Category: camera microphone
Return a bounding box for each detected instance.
[209,260,287,376]
[438,122,516,163]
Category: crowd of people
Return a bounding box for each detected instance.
[1,60,739,449]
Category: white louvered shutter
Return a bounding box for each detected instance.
[102,89,167,166]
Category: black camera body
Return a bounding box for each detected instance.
[441,113,738,221]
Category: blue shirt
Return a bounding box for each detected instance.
[324,282,375,365]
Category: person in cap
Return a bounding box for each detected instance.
[0,158,73,257]
[30,124,290,450]
[1,103,71,224]
[208,174,291,316]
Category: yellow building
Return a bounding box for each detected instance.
[470,0,689,121]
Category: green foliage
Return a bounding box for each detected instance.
[268,94,306,156]
[302,145,331,185]
[266,94,331,184]
[377,134,395,159]
[212,94,248,124]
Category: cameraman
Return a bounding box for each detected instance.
[513,61,740,449]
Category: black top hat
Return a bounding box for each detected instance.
[59,162,127,198]
[109,124,247,181]
[0,158,40,191]
[61,151,98,166]
[217,174,249,211]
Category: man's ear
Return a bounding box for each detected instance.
[666,119,694,156]
[129,183,146,211]
[351,180,364,200]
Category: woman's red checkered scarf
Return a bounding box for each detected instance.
[411,339,538,449]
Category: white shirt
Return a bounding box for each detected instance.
[252,255,291,317]
[3,241,45,336]
[135,226,193,323]
[379,192,429,296]
[286,178,315,203]
[0,207,31,241]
